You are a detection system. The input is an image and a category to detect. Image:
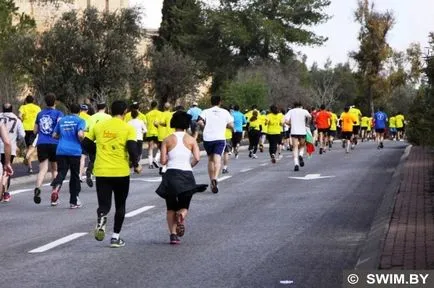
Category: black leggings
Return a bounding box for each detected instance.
[96,176,130,234]
[248,130,261,154]
[51,156,81,205]
[267,134,281,156]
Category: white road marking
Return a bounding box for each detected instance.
[125,205,155,218]
[289,174,336,180]
[218,176,232,182]
[9,188,32,195]
[260,163,269,167]
[131,177,162,183]
[28,232,87,253]
[240,168,253,173]
[280,280,294,285]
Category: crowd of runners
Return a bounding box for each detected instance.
[0,93,406,246]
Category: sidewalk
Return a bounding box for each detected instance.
[379,146,434,269]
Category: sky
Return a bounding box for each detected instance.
[132,0,434,66]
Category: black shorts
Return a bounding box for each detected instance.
[352,125,360,135]
[146,136,158,143]
[328,130,337,138]
[25,131,36,147]
[1,154,15,165]
[190,120,198,133]
[284,130,291,139]
[361,127,368,131]
[37,144,57,162]
[375,128,385,134]
[397,127,404,132]
[232,132,242,146]
[318,128,329,135]
[341,132,353,140]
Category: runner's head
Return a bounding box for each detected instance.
[175,105,185,111]
[69,103,80,115]
[150,100,158,109]
[131,101,139,110]
[170,111,192,131]
[44,93,56,107]
[378,106,384,112]
[251,110,258,122]
[251,104,257,111]
[269,104,279,114]
[192,102,198,107]
[164,102,171,111]
[210,95,221,107]
[320,104,326,110]
[111,100,128,117]
[233,105,240,111]
[2,103,12,112]
[96,102,106,111]
[293,102,302,108]
[80,104,88,112]
[25,95,34,104]
[344,105,350,113]
[131,109,139,119]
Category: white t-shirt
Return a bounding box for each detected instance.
[0,112,25,155]
[128,119,147,141]
[200,106,233,141]
[284,108,311,136]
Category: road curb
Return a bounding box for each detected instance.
[10,144,252,187]
[355,144,412,270]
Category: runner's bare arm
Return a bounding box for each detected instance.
[160,139,168,166]
[191,141,200,168]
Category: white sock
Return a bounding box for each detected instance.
[299,147,305,157]
[155,151,161,163]
[223,165,228,169]
[148,155,153,165]
[294,157,299,166]
[112,233,119,240]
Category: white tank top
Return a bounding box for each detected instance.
[167,132,192,171]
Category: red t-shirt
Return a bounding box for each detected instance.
[315,110,332,129]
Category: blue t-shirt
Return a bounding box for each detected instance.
[187,106,202,121]
[36,108,64,145]
[232,111,247,133]
[374,111,388,129]
[54,115,85,156]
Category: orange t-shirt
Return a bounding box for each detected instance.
[341,112,358,132]
[315,110,331,129]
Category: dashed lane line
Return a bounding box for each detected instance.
[125,205,155,218]
[28,233,88,253]
[240,168,253,173]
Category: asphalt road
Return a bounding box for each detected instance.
[0,140,407,288]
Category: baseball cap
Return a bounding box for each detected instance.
[80,104,88,110]
[192,102,198,106]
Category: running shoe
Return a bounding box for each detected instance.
[329,142,332,149]
[86,172,93,188]
[248,151,253,158]
[252,154,258,159]
[175,212,185,237]
[351,144,355,150]
[170,234,180,245]
[51,192,59,206]
[70,203,80,209]
[148,164,154,169]
[28,168,33,174]
[211,179,219,194]
[294,165,299,172]
[222,168,229,174]
[94,215,107,241]
[110,238,125,248]
[152,160,160,169]
[159,167,164,175]
[76,197,82,207]
[298,156,305,167]
[259,144,264,153]
[380,142,384,149]
[235,153,239,159]
[319,148,323,155]
[33,187,41,204]
[2,192,11,202]
[271,154,276,164]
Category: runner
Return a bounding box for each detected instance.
[310,107,319,147]
[395,112,405,141]
[367,116,374,140]
[340,106,358,154]
[145,101,161,169]
[247,110,261,159]
[360,115,370,142]
[374,107,388,149]
[156,111,206,244]
[0,103,25,202]
[285,102,311,171]
[124,102,146,123]
[83,100,142,248]
[33,93,63,205]
[315,104,331,155]
[86,102,111,188]
[197,96,234,193]
[265,105,284,164]
[222,109,233,174]
[349,105,362,148]
[388,115,397,141]
[128,109,147,163]
[231,105,246,159]
[187,102,202,140]
[79,104,91,182]
[0,123,13,202]
[258,110,267,153]
[50,104,86,208]
[156,103,173,174]
[19,95,41,174]
[328,110,338,150]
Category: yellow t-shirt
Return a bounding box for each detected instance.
[259,114,267,134]
[19,103,41,131]
[266,113,284,135]
[145,109,161,137]
[157,111,173,142]
[341,112,357,132]
[330,113,338,131]
[349,107,362,126]
[225,128,232,140]
[389,116,396,128]
[249,118,261,131]
[87,117,136,177]
[124,111,147,123]
[367,118,373,131]
[361,116,370,128]
[395,114,405,128]
[88,112,112,132]
[79,111,91,136]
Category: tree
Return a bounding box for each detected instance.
[351,0,395,115]
[5,7,145,104]
[148,45,203,106]
[310,59,340,109]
